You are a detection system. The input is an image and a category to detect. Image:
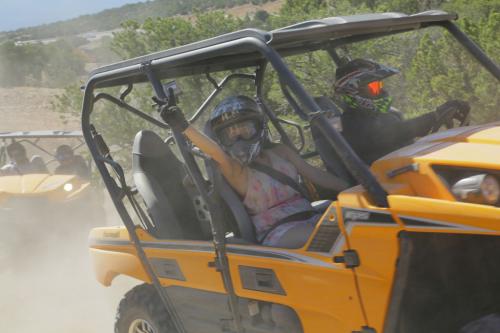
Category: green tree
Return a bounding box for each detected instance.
[52,0,499,152]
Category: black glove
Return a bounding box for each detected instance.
[157,88,189,132]
[434,100,470,126]
[159,105,189,132]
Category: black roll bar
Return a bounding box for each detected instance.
[81,31,397,328]
[439,21,500,81]
[142,64,246,333]
[255,63,301,150]
[94,93,169,129]
[189,73,256,123]
[82,87,187,333]
[80,17,500,330]
[83,35,389,221]
[245,37,389,207]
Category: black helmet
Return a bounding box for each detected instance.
[334,59,399,113]
[6,141,26,156]
[210,95,266,165]
[55,144,74,162]
[6,141,27,164]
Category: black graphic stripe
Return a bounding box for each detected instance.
[90,239,303,262]
[342,208,397,225]
[400,217,460,229]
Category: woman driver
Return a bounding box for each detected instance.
[161,95,348,248]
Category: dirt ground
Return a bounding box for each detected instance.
[0,87,78,132]
[0,87,137,332]
[0,225,138,332]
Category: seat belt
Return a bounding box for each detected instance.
[250,162,319,244]
[258,210,317,243]
[250,161,312,201]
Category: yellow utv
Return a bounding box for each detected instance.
[0,131,101,247]
[84,11,500,333]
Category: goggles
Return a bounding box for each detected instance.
[217,120,260,147]
[56,152,73,162]
[365,80,384,97]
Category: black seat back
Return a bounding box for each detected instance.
[311,96,356,186]
[203,123,257,243]
[132,130,203,240]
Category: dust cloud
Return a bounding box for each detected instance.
[0,74,138,331]
[0,195,138,332]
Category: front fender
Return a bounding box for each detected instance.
[89,227,150,286]
[89,247,150,286]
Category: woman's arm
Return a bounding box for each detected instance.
[159,99,248,195]
[274,144,349,192]
[183,126,248,196]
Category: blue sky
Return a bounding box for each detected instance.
[0,0,145,32]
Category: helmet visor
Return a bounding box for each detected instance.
[217,120,260,147]
[56,151,73,162]
[8,149,25,161]
[366,80,384,97]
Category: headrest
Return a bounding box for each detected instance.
[314,96,342,117]
[132,130,168,158]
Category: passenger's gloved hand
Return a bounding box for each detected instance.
[157,88,189,132]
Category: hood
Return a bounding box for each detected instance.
[0,174,78,195]
[374,123,500,170]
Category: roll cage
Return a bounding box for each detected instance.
[81,10,500,333]
[0,130,86,168]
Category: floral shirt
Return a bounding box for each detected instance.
[243,150,314,244]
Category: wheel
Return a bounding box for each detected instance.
[115,284,175,333]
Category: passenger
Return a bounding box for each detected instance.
[54,144,91,180]
[160,95,349,248]
[0,142,39,175]
[334,58,470,164]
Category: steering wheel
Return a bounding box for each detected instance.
[430,100,471,133]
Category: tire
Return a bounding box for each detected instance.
[115,283,175,333]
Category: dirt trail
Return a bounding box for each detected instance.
[0,218,137,332]
[0,87,79,132]
[0,87,136,332]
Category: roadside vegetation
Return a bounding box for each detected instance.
[1,0,497,148]
[0,0,275,42]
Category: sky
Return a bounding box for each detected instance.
[0,0,146,32]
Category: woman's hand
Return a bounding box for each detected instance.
[157,87,190,132]
[159,104,189,133]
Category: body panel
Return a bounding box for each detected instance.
[89,208,368,333]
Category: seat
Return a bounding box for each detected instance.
[132,130,205,240]
[311,96,356,186]
[30,155,49,173]
[203,123,257,243]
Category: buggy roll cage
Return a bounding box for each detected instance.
[81,11,500,333]
[0,131,86,167]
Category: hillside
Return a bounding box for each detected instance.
[1,0,281,42]
[0,0,283,89]
[0,87,79,132]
